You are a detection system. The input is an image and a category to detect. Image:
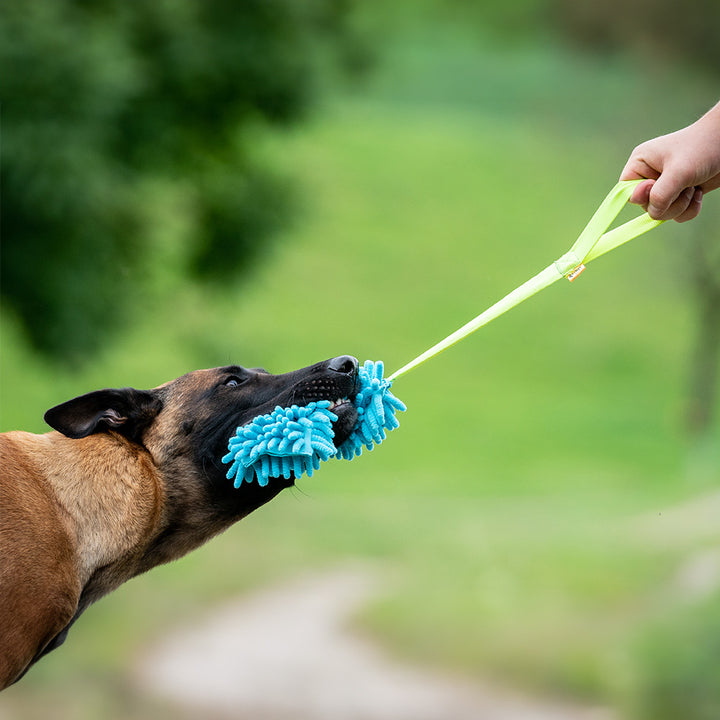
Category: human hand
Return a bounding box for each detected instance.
[620,101,720,222]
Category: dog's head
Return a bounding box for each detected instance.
[44,356,360,517]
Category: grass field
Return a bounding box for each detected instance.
[1,25,719,720]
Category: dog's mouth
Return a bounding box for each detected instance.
[325,398,358,448]
[226,356,360,473]
[288,360,360,448]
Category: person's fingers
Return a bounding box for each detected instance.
[646,169,691,219]
[628,178,654,206]
[674,188,703,223]
[620,155,660,182]
[648,185,695,220]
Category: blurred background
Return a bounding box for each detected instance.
[1,0,719,718]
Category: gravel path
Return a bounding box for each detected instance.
[135,566,615,720]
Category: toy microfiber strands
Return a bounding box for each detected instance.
[223,401,339,487]
[335,359,406,460]
[223,360,406,487]
[225,179,669,488]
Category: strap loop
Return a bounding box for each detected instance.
[554,250,584,277]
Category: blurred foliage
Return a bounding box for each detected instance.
[0,0,366,364]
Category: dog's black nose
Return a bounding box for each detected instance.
[328,355,358,375]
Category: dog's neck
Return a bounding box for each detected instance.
[7,428,289,610]
[12,431,163,588]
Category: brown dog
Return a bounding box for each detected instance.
[0,355,360,689]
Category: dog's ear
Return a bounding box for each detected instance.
[44,388,163,441]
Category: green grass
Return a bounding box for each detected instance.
[2,29,719,720]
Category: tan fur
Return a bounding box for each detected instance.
[0,435,80,686]
[0,431,164,687]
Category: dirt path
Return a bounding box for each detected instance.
[135,566,614,720]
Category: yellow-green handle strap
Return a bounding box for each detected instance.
[388,180,664,382]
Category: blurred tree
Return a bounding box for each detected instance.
[630,593,720,720]
[0,0,367,364]
[686,208,720,436]
[550,0,720,68]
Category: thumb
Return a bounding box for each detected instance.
[647,172,685,219]
[628,178,653,206]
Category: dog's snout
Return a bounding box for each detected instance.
[327,355,358,376]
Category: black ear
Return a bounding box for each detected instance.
[44,388,163,441]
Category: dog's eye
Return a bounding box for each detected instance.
[223,376,245,387]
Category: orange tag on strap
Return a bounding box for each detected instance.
[566,264,586,282]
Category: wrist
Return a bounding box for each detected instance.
[695,100,720,133]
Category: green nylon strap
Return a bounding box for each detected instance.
[387,179,664,382]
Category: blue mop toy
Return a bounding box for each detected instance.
[224,179,671,489]
[222,360,406,487]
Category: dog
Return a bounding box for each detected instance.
[0,355,360,689]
